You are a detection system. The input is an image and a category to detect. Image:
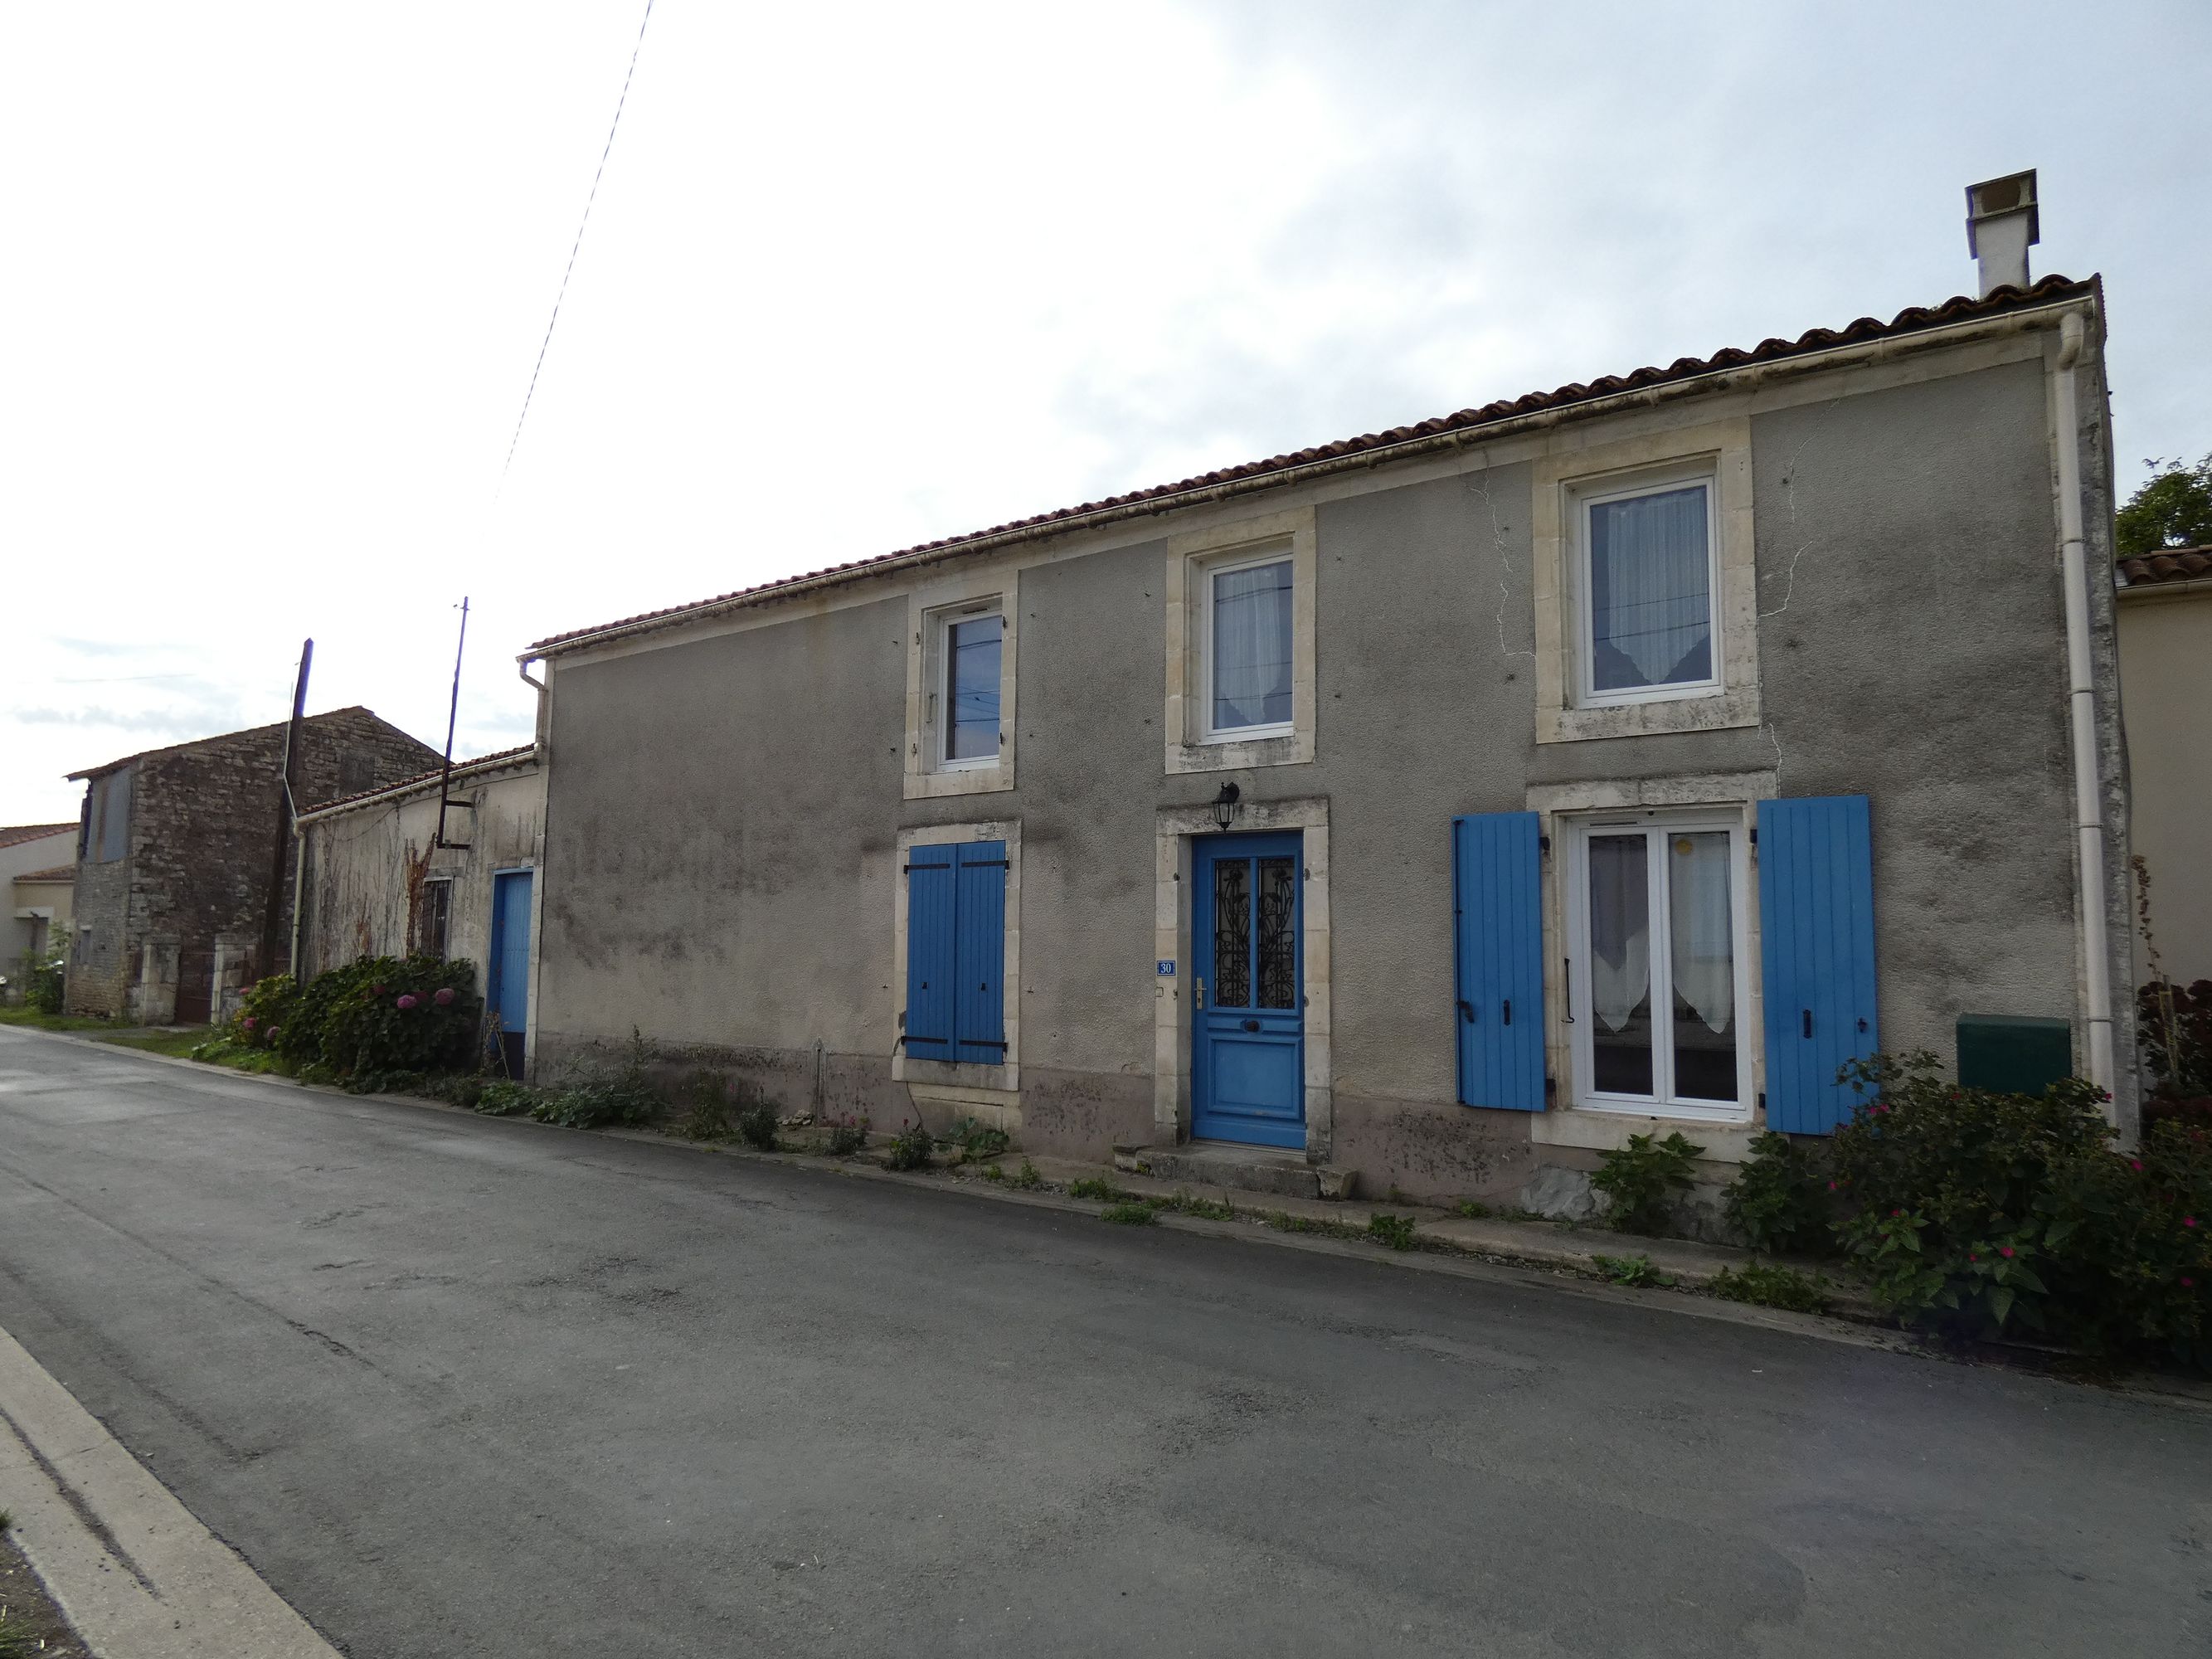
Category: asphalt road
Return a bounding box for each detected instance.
[0,1027,2206,1657]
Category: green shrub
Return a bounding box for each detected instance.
[24,956,65,1015]
[735,1099,780,1151]
[1591,1131,1704,1235]
[1592,1253,1672,1288]
[1101,1201,1157,1225]
[883,1120,933,1171]
[943,1115,1011,1163]
[532,1080,655,1129]
[1829,1052,2212,1362]
[2138,976,2212,1109]
[231,974,298,1050]
[1709,1262,1831,1313]
[1723,1131,1835,1255]
[1369,1213,1418,1251]
[816,1115,869,1157]
[268,957,481,1079]
[474,1081,538,1117]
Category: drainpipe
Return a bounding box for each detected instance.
[2054,309,2115,1100]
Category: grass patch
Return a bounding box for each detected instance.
[1156,1190,1235,1221]
[0,1609,45,1659]
[1067,1176,1130,1203]
[1709,1262,1831,1314]
[1009,1159,1043,1190]
[0,1007,116,1032]
[1592,1253,1675,1288]
[1100,1201,1157,1226]
[1369,1213,1419,1252]
[92,1025,215,1057]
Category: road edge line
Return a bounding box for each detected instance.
[0,1321,341,1658]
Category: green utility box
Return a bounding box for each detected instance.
[1956,1014,2073,1095]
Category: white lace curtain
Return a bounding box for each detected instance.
[1669,832,1734,1035]
[1213,561,1294,728]
[1588,485,1711,691]
[1588,835,1649,1034]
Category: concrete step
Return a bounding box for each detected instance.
[1114,1141,1356,1200]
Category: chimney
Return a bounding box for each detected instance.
[1965,170,2039,297]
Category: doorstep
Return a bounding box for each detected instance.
[1113,1141,1357,1199]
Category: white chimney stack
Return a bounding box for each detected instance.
[1965,170,2039,297]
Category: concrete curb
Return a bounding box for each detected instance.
[0,1323,340,1658]
[15,1027,2212,1413]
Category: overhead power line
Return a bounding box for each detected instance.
[498,0,657,485]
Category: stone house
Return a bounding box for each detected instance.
[65,708,440,1023]
[293,744,545,1075]
[507,182,2137,1203]
[2117,542,2212,985]
[2,821,78,986]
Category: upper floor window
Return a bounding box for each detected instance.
[906,580,1017,800]
[1204,554,1296,740]
[1578,474,1719,706]
[941,608,1003,770]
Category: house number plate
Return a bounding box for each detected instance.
[1156,960,1176,975]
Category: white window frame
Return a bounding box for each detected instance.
[1572,469,1723,710]
[904,571,1018,800]
[1198,547,1298,745]
[931,601,1005,773]
[1563,808,1754,1124]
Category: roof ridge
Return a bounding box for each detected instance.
[295,743,540,819]
[529,275,2094,656]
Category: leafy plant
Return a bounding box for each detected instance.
[1009,1159,1042,1190]
[0,1609,43,1659]
[267,956,481,1079]
[1592,1253,1673,1288]
[1453,1200,1492,1219]
[944,1115,1011,1162]
[473,1080,538,1117]
[1368,1213,1418,1252]
[22,948,65,1015]
[1591,1131,1704,1235]
[670,1071,736,1141]
[1161,1190,1234,1221]
[1709,1262,1832,1313]
[736,1099,780,1151]
[1101,1201,1157,1225]
[1068,1177,1130,1202]
[527,1030,660,1129]
[980,1163,1005,1182]
[230,973,298,1050]
[2116,451,2212,557]
[883,1120,933,1171]
[815,1114,869,1156]
[1723,1131,1835,1255]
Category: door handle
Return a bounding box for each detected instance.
[1563,959,1575,1024]
[1242,1019,1260,1033]
[1802,1009,1813,1039]
[1502,999,1511,1026]
[1456,999,1476,1024]
[1195,976,1204,1010]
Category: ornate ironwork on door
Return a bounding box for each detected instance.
[1213,859,1251,1006]
[1257,856,1297,1009]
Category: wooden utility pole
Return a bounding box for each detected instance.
[433,598,473,851]
[258,640,313,980]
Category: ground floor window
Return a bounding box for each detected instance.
[1565,811,1752,1121]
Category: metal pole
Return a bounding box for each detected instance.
[259,640,313,980]
[435,598,470,850]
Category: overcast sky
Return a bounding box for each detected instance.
[4,2,2207,828]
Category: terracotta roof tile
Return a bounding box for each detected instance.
[530,275,2095,656]
[12,865,75,883]
[295,744,539,820]
[2120,547,2212,587]
[0,823,75,852]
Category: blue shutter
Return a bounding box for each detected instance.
[953,841,1007,1063]
[1757,795,1879,1134]
[1451,812,1547,1112]
[904,848,957,1061]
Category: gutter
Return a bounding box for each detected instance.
[525,292,2094,664]
[2117,575,2212,604]
[2053,310,2117,1101]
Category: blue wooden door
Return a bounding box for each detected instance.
[1193,832,1304,1148]
[488,869,533,1078]
[1757,795,1879,1134]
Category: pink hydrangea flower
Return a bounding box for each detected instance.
[1999,1246,2015,1258]
[396,994,419,1010]
[434,987,455,1006]
[2188,1217,2200,1229]
[242,1015,255,1029]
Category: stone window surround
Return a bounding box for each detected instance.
[904,570,1018,800]
[1533,416,1760,745]
[1152,795,1332,1158]
[892,818,1023,1093]
[1164,506,1317,775]
[1525,772,1775,1165]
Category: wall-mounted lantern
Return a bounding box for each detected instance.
[1211,781,1242,832]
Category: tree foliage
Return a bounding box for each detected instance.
[2116,453,2212,557]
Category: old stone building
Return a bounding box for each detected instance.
[65,708,440,1022]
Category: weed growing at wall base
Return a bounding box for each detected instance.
[1592,1132,1704,1236]
[1709,1262,1831,1314]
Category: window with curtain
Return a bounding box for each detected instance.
[1583,481,1714,698]
[1575,819,1744,1117]
[1209,557,1293,735]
